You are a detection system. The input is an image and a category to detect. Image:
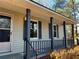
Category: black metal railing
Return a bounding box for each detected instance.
[31,40,51,55]
[26,40,37,59]
[53,40,65,49]
[67,39,74,48]
[55,38,74,49]
[53,39,74,49]
[23,38,74,59]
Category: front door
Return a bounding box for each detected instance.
[0,15,11,53]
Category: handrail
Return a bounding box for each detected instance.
[27,40,37,59]
[30,39,51,41]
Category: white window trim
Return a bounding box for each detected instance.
[30,19,38,40]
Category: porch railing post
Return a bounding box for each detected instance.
[63,21,67,48]
[72,24,74,46]
[50,17,54,50]
[24,9,31,59]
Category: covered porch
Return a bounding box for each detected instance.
[0,0,76,59]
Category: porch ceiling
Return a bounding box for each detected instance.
[0,0,76,25]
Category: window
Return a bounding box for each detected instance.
[53,25,59,37]
[0,15,11,42]
[30,21,38,38]
[54,25,57,37]
[49,24,59,38]
[24,20,42,39]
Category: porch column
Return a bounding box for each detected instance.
[50,17,54,50]
[24,9,31,59]
[72,24,74,46]
[63,21,67,48]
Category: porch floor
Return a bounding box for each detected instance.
[0,53,24,59]
[0,53,51,59]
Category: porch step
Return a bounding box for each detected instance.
[37,54,51,59]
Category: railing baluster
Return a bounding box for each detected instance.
[47,41,48,51]
[42,41,43,53]
[39,41,41,53]
[40,41,42,53]
[43,41,45,52]
[43,41,44,52]
[33,41,34,49]
[45,41,46,52]
[38,41,39,54]
[37,41,39,54]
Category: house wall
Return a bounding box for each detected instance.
[11,12,24,53]
[59,25,64,40]
[0,7,24,53]
[31,18,64,40]
[42,19,49,39]
[31,17,49,40]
